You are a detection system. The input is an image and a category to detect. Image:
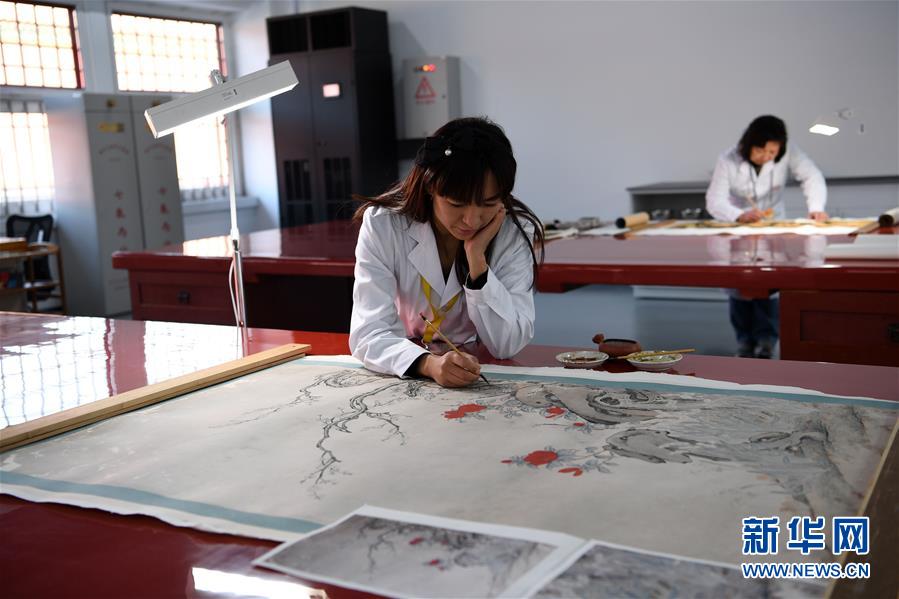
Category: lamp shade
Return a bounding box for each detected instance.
[144,61,298,138]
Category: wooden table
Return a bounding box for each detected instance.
[539,229,899,366]
[0,242,66,314]
[112,221,358,333]
[112,222,899,366]
[1,313,896,598]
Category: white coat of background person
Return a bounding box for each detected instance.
[349,117,545,388]
[705,115,828,359]
[706,123,827,224]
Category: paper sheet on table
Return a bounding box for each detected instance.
[634,221,865,236]
[579,224,624,236]
[825,234,899,259]
[530,539,824,598]
[255,505,583,599]
[543,227,579,241]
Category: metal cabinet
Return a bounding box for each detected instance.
[268,7,397,226]
[46,93,183,316]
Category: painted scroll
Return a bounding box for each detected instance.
[1,357,895,571]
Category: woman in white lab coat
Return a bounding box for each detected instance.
[705,115,828,358]
[350,117,544,387]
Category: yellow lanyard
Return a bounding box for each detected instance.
[420,276,461,343]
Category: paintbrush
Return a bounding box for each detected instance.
[419,313,491,385]
[744,194,773,221]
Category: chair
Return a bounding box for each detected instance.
[5,214,56,302]
[6,214,54,240]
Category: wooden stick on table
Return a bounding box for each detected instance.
[616,219,678,239]
[850,221,881,236]
[0,343,311,451]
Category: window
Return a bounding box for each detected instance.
[0,1,82,89]
[0,99,55,219]
[110,12,230,199]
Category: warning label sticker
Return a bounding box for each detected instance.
[415,76,436,103]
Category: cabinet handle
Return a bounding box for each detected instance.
[177,290,191,304]
[888,323,899,343]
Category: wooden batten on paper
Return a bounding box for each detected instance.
[827,419,899,599]
[0,343,311,452]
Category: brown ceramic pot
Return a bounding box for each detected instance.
[592,333,642,358]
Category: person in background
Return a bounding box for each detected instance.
[350,117,544,387]
[705,115,828,358]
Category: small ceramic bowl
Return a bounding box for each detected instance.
[627,353,683,372]
[556,350,609,369]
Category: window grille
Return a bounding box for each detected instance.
[110,12,230,199]
[0,1,82,89]
[0,98,55,219]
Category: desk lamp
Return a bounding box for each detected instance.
[144,61,299,331]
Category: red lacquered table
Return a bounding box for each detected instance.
[112,222,899,366]
[1,313,896,598]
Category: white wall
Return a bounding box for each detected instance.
[233,0,898,223]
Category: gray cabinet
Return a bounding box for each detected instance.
[46,93,183,316]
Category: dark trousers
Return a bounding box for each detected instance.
[729,296,779,347]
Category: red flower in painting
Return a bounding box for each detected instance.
[559,467,584,477]
[573,422,585,427]
[544,406,565,418]
[409,537,424,545]
[443,403,487,419]
[523,450,558,466]
[503,446,608,476]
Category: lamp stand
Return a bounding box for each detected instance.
[210,70,248,335]
[225,110,248,333]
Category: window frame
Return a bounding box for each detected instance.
[105,3,245,201]
[0,95,57,220]
[0,0,84,90]
[1,1,249,207]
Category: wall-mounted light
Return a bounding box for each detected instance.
[809,108,864,136]
[322,83,341,98]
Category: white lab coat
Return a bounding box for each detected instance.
[349,205,536,378]
[705,145,826,222]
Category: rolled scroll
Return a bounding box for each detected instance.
[615,212,650,229]
[878,207,899,227]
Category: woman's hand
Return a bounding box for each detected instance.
[418,352,481,388]
[808,211,829,222]
[464,206,505,279]
[737,209,765,223]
